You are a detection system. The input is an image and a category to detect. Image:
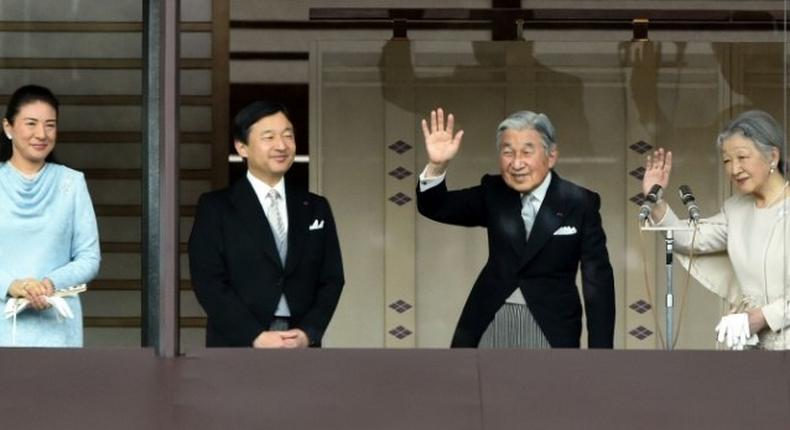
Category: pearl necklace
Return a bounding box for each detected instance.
[763,180,789,208]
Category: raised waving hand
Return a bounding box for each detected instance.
[421,107,464,177]
[642,148,672,221]
[642,148,672,196]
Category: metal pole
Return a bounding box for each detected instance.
[142,0,180,357]
[665,230,674,350]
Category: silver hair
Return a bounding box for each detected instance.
[717,110,786,174]
[495,111,557,153]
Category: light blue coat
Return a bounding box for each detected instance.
[0,162,100,347]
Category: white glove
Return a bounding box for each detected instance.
[3,284,86,346]
[4,296,74,319]
[47,296,74,319]
[4,284,86,319]
[714,313,758,350]
[4,298,28,319]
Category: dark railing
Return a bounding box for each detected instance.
[302,8,788,40]
[308,8,787,30]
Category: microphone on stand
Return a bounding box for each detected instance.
[638,184,663,223]
[678,185,701,223]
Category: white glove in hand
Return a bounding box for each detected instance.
[3,284,85,346]
[47,296,73,319]
[714,313,758,350]
[4,296,73,319]
[3,284,86,319]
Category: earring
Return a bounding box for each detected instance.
[4,133,10,140]
[770,163,776,174]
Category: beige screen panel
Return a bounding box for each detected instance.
[181,106,213,132]
[181,32,212,59]
[96,253,140,281]
[55,143,212,169]
[0,32,141,58]
[318,84,387,347]
[0,0,140,21]
[97,217,141,243]
[181,70,212,95]
[82,291,142,318]
[84,328,140,347]
[86,179,211,205]
[313,40,785,349]
[181,0,213,22]
[231,60,310,83]
[56,143,142,169]
[57,106,141,131]
[0,70,141,95]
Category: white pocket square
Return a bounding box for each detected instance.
[309,219,325,231]
[553,226,577,236]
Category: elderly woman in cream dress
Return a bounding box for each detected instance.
[643,110,789,350]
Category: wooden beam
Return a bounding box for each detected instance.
[82,169,213,180]
[0,21,210,32]
[57,132,212,144]
[0,58,210,69]
[88,280,194,291]
[99,242,188,253]
[84,317,205,328]
[230,20,486,30]
[94,205,196,217]
[0,95,211,106]
[305,8,787,31]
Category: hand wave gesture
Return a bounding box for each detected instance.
[642,148,672,196]
[421,107,464,172]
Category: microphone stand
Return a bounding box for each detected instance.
[640,222,695,350]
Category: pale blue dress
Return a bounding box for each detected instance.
[0,162,100,347]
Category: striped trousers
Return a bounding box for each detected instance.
[478,302,551,349]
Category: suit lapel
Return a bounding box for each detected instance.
[519,172,568,268]
[230,178,283,269]
[283,180,309,276]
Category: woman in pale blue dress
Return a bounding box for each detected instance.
[0,85,100,347]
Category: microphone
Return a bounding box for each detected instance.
[678,185,701,223]
[638,184,663,223]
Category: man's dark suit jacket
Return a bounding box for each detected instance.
[417,171,615,348]
[188,177,344,347]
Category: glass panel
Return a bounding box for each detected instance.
[313,36,788,350]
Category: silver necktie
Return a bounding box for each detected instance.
[267,189,287,263]
[521,194,537,240]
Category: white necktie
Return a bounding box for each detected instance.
[521,194,538,240]
[267,189,287,263]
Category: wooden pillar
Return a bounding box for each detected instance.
[142,0,180,357]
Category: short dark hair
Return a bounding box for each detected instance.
[1,85,60,163]
[232,101,291,144]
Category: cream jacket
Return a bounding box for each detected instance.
[656,193,789,350]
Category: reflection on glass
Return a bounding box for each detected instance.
[315,40,787,350]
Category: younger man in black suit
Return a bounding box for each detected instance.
[417,108,615,348]
[188,101,344,348]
